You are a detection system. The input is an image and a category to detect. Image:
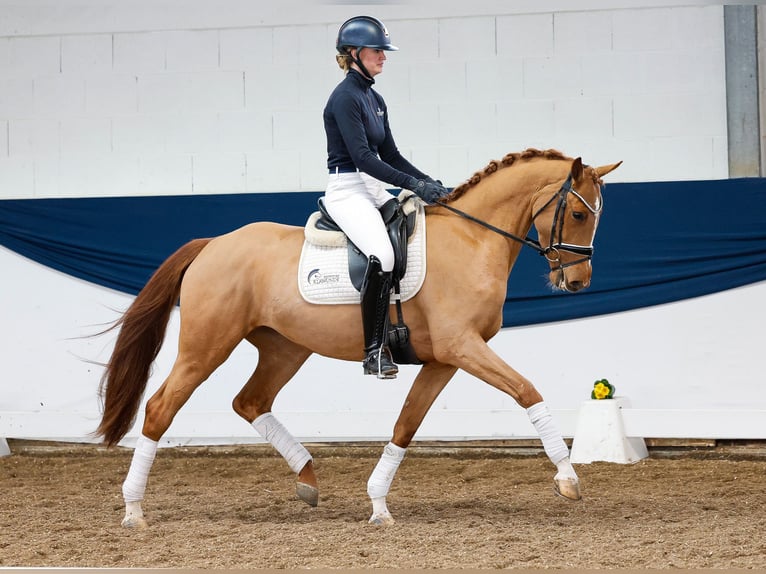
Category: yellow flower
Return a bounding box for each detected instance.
[592,382,612,400]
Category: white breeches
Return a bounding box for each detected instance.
[323,171,397,272]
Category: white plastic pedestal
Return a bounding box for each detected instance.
[570,396,648,464]
[0,438,11,457]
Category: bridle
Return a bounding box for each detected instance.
[434,173,604,271]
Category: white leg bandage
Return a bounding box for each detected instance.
[367,442,406,499]
[252,412,312,474]
[527,401,569,465]
[122,434,158,503]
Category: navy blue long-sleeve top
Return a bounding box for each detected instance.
[324,69,428,189]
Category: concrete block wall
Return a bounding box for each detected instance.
[0,2,727,199]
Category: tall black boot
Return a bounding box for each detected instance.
[360,255,398,379]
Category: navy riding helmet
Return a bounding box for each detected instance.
[336,16,399,53]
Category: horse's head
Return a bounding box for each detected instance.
[531,157,621,292]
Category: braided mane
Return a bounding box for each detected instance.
[449,148,570,201]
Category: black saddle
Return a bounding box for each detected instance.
[314,194,422,365]
[315,195,418,291]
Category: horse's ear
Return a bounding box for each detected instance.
[571,157,584,180]
[595,161,623,178]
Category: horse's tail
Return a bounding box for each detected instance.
[96,237,212,447]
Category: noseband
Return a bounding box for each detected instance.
[435,173,603,270]
[531,174,604,270]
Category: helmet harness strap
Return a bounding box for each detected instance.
[348,46,374,82]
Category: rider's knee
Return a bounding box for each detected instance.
[375,248,395,273]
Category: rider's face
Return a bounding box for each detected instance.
[353,47,386,77]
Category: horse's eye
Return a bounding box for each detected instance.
[572,211,586,222]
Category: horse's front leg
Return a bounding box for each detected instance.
[368,362,457,525]
[436,334,581,501]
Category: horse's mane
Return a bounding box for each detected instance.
[448,148,571,201]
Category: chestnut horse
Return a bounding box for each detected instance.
[97,148,621,527]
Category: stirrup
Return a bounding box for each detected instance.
[363,347,398,380]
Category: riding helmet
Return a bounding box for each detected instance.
[336,16,399,53]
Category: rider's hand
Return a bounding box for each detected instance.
[407,178,449,205]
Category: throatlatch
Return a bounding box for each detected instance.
[360,255,398,379]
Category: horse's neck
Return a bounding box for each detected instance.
[453,160,570,232]
[451,170,534,239]
[445,161,564,273]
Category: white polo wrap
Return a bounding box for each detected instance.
[252,412,312,474]
[122,434,158,502]
[527,401,569,465]
[367,441,406,499]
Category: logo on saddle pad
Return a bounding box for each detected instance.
[306,268,341,286]
[298,197,427,305]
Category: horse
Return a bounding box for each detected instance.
[96,148,621,528]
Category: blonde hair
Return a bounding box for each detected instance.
[336,53,352,71]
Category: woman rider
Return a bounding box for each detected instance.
[323,16,449,380]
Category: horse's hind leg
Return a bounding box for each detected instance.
[120,291,251,529]
[121,350,233,528]
[232,328,317,506]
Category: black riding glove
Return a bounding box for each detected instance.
[407,177,449,204]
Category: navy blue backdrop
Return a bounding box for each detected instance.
[1,178,764,327]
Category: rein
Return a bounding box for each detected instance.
[435,174,603,270]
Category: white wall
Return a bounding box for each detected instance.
[3,2,762,445]
[0,1,728,199]
[2,245,764,446]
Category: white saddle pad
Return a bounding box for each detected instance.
[298,201,427,305]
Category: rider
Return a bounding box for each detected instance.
[322,16,449,380]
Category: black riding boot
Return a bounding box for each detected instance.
[360,255,398,379]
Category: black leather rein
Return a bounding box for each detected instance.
[434,174,603,269]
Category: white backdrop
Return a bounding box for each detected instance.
[2,245,764,446]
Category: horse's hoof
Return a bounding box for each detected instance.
[554,477,582,501]
[296,482,319,507]
[121,515,148,529]
[368,511,395,526]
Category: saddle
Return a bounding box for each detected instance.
[309,191,422,365]
[314,192,419,291]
